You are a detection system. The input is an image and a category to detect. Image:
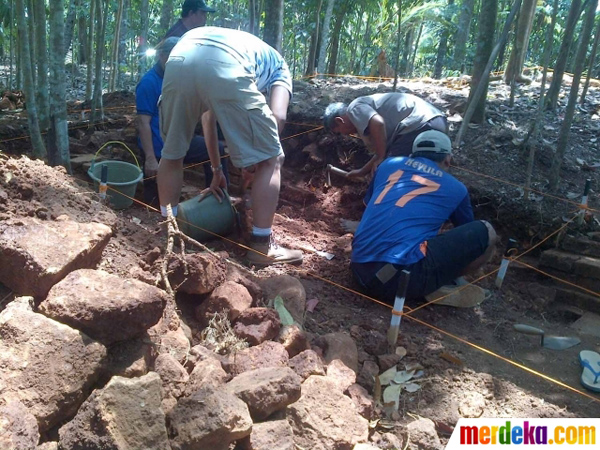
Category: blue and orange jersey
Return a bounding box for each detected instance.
[351,156,473,266]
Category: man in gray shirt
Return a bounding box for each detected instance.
[323,93,447,178]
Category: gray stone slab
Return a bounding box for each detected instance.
[570,312,600,338]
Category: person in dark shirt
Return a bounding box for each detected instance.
[164,0,216,39]
[351,130,496,307]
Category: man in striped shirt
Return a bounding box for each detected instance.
[157,27,303,266]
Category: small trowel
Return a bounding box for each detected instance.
[513,324,581,350]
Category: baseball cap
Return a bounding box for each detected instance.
[412,130,452,155]
[182,0,216,14]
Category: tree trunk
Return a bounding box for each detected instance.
[78,6,87,64]
[138,0,150,77]
[549,0,598,191]
[545,0,583,111]
[523,0,559,196]
[33,0,49,130]
[392,0,402,90]
[305,0,322,76]
[466,0,498,124]
[453,0,475,72]
[108,0,124,92]
[91,0,107,124]
[316,0,334,75]
[349,3,364,72]
[48,0,71,172]
[9,0,14,88]
[327,0,349,75]
[263,0,284,53]
[15,0,46,158]
[433,0,454,79]
[457,0,521,145]
[118,0,130,89]
[27,0,36,87]
[409,23,424,76]
[580,18,600,104]
[249,0,257,34]
[64,0,79,57]
[159,0,174,38]
[85,0,96,101]
[504,0,537,83]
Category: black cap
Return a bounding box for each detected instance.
[182,0,216,16]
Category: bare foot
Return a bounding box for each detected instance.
[340,219,360,234]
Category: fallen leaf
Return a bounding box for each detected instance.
[434,420,455,436]
[379,366,397,385]
[273,295,295,326]
[306,298,319,313]
[383,384,403,410]
[404,382,421,393]
[131,217,141,225]
[440,352,463,366]
[392,370,415,384]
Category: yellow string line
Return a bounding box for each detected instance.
[404,212,578,315]
[513,258,600,299]
[450,164,598,214]
[84,178,600,405]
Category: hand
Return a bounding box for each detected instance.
[199,170,226,203]
[144,157,159,177]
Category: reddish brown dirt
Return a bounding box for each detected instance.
[1,79,600,443]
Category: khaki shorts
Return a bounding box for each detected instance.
[159,43,283,167]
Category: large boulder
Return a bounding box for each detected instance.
[0,400,40,449]
[233,307,281,346]
[40,269,166,345]
[224,367,302,420]
[195,281,253,326]
[0,217,111,297]
[167,387,252,450]
[168,252,227,295]
[322,332,359,373]
[287,375,369,449]
[0,297,106,431]
[59,372,170,450]
[257,275,306,326]
[183,357,230,397]
[222,341,289,376]
[238,420,295,450]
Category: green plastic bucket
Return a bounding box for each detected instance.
[177,191,236,242]
[87,141,143,210]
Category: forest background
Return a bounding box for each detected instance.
[3,0,600,191]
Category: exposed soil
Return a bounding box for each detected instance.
[1,76,599,443]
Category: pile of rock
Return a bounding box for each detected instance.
[0,215,383,449]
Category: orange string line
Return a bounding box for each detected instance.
[451,164,599,214]
[78,176,600,405]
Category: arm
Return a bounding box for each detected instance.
[348,114,387,179]
[450,194,475,226]
[201,109,226,201]
[269,85,290,135]
[136,114,159,177]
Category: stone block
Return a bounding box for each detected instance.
[538,249,580,273]
[555,287,600,315]
[573,256,600,280]
[0,217,111,298]
[562,234,600,258]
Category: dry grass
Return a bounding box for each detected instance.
[199,312,249,355]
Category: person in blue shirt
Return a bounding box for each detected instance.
[136,37,227,205]
[157,27,303,266]
[351,130,496,306]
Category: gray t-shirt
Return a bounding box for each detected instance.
[347,93,444,146]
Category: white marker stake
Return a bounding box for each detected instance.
[578,179,591,225]
[495,238,518,289]
[388,270,410,347]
